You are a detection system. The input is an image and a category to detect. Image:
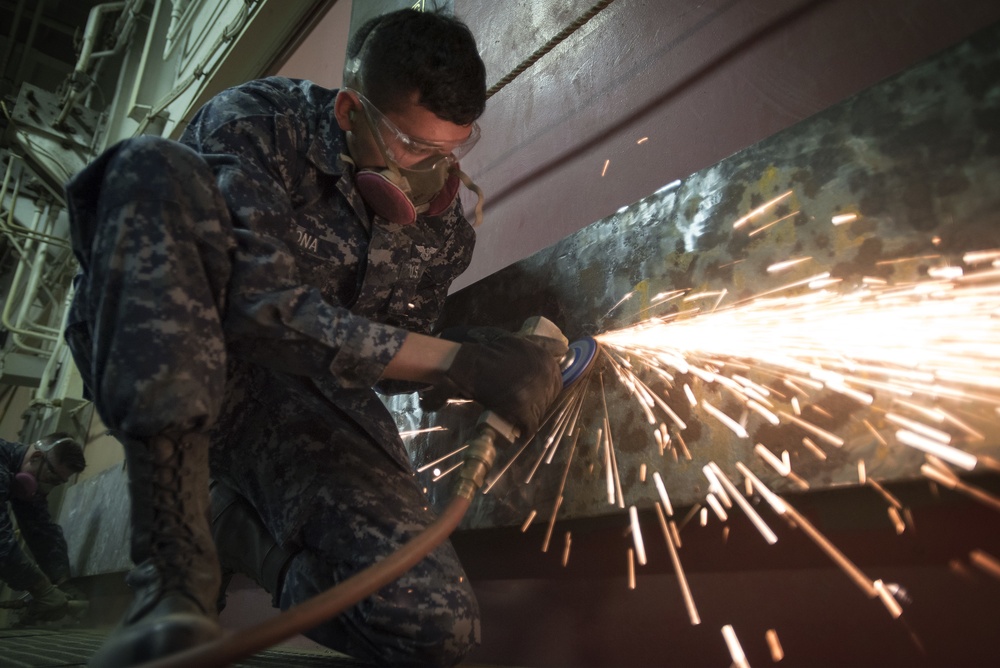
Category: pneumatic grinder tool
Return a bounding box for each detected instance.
[485,315,597,441]
[453,316,598,500]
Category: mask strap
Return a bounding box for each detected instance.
[456,168,485,228]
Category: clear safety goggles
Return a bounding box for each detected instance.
[36,455,69,494]
[346,88,481,166]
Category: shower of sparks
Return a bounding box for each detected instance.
[593,258,1000,496]
[721,625,750,668]
[668,518,683,549]
[417,209,1000,658]
[749,210,799,237]
[400,426,448,439]
[732,190,793,229]
[738,464,880,600]
[832,213,859,225]
[542,496,564,553]
[653,471,674,515]
[866,477,904,510]
[970,550,1000,580]
[964,248,1000,265]
[417,443,468,473]
[875,254,941,266]
[431,460,463,482]
[921,463,1000,512]
[655,503,700,625]
[874,579,904,618]
[629,505,648,565]
[602,290,636,321]
[766,628,784,662]
[448,246,1000,651]
[710,462,778,544]
[888,506,906,534]
[766,256,812,273]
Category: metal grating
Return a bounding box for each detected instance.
[0,628,370,667]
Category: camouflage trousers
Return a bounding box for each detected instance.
[65,136,479,666]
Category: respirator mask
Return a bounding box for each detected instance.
[12,442,71,500]
[344,88,484,227]
[12,472,38,500]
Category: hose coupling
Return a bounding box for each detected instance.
[453,412,509,500]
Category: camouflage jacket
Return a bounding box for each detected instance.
[180,77,476,470]
[0,439,71,590]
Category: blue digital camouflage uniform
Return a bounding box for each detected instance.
[64,76,479,666]
[0,438,72,591]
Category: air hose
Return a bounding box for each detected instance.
[142,424,501,668]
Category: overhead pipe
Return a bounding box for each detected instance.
[163,0,190,60]
[90,0,145,60]
[69,2,128,82]
[54,1,133,127]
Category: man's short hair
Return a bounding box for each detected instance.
[36,432,86,474]
[345,8,486,126]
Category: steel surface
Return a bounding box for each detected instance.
[389,23,1000,529]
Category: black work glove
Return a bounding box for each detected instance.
[440,325,570,360]
[26,572,69,622]
[426,334,564,437]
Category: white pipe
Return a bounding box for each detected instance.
[35,284,76,402]
[0,158,70,249]
[0,152,17,214]
[2,206,58,354]
[164,0,189,59]
[55,1,128,126]
[91,0,147,59]
[26,203,67,332]
[73,2,128,78]
[13,201,50,328]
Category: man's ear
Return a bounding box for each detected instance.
[334,90,361,131]
[21,449,41,472]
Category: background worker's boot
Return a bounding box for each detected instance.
[88,433,221,667]
[210,480,296,610]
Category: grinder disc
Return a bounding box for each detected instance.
[561,337,598,387]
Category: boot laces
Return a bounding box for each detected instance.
[149,441,205,590]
